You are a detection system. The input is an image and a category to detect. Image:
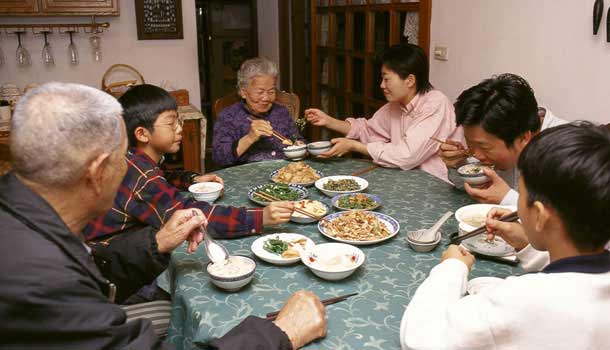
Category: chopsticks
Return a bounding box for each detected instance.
[429,137,473,157]
[247,116,293,145]
[254,191,329,223]
[449,211,519,245]
[351,165,379,177]
[265,292,358,320]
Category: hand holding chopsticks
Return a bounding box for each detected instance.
[266,292,358,320]
[254,191,328,223]
[247,115,293,146]
[430,137,473,158]
[449,211,519,245]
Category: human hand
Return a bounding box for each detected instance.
[274,290,327,349]
[441,245,475,271]
[156,209,207,254]
[305,108,333,127]
[464,168,510,204]
[437,139,470,169]
[194,174,224,186]
[318,137,355,158]
[247,119,274,142]
[263,201,295,225]
[485,207,529,250]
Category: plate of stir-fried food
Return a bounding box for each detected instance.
[270,161,323,186]
[318,211,400,245]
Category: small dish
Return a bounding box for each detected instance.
[189,182,224,202]
[455,204,516,235]
[206,255,256,292]
[283,144,307,160]
[314,175,368,197]
[251,233,315,265]
[462,236,516,257]
[406,231,441,252]
[457,162,492,187]
[307,141,332,156]
[331,193,381,211]
[269,167,324,187]
[301,243,365,281]
[290,199,329,224]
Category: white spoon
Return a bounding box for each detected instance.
[192,210,229,264]
[408,211,453,243]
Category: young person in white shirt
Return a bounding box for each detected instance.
[401,122,610,350]
[439,74,567,206]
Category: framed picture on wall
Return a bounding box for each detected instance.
[135,0,184,40]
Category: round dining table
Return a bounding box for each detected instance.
[166,158,520,350]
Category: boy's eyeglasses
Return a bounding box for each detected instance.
[154,117,184,131]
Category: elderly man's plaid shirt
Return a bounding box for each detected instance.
[84,148,263,240]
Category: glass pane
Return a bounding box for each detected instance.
[400,0,420,2]
[320,55,329,84]
[335,56,345,89]
[372,60,384,100]
[352,102,365,116]
[374,12,390,53]
[318,0,329,6]
[321,88,330,112]
[352,0,366,4]
[372,0,391,3]
[335,0,347,5]
[319,14,329,46]
[353,12,366,51]
[400,11,419,45]
[352,58,364,95]
[335,12,346,49]
[336,96,346,119]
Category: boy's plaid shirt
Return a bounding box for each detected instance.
[84,148,263,240]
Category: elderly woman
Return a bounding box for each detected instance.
[213,57,305,166]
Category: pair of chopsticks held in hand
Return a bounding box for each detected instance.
[449,211,520,245]
[430,137,473,157]
[247,114,293,146]
[265,292,358,321]
[254,191,329,223]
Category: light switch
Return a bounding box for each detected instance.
[434,46,449,61]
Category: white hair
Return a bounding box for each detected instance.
[10,82,124,187]
[237,57,279,91]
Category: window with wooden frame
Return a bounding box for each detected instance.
[309,0,431,140]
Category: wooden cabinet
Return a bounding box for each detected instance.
[182,119,202,173]
[0,0,39,14]
[0,0,119,16]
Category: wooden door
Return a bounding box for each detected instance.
[0,0,39,14]
[41,0,119,15]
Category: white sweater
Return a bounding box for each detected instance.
[400,252,610,350]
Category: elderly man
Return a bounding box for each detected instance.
[0,83,326,350]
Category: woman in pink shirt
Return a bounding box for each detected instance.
[305,44,459,182]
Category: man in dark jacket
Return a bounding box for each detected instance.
[0,82,327,350]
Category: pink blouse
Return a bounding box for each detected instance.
[345,89,460,182]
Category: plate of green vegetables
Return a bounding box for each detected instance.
[250,233,315,265]
[248,183,308,206]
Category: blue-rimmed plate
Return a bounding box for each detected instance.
[331,193,382,211]
[248,183,308,206]
[269,168,324,187]
[317,211,400,246]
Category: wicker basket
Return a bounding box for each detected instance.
[101,64,145,98]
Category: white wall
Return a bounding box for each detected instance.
[0,0,200,109]
[257,0,280,65]
[430,0,610,124]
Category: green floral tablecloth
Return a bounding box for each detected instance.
[166,159,520,350]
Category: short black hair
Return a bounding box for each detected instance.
[118,84,177,147]
[454,73,540,147]
[518,122,610,251]
[378,43,433,94]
